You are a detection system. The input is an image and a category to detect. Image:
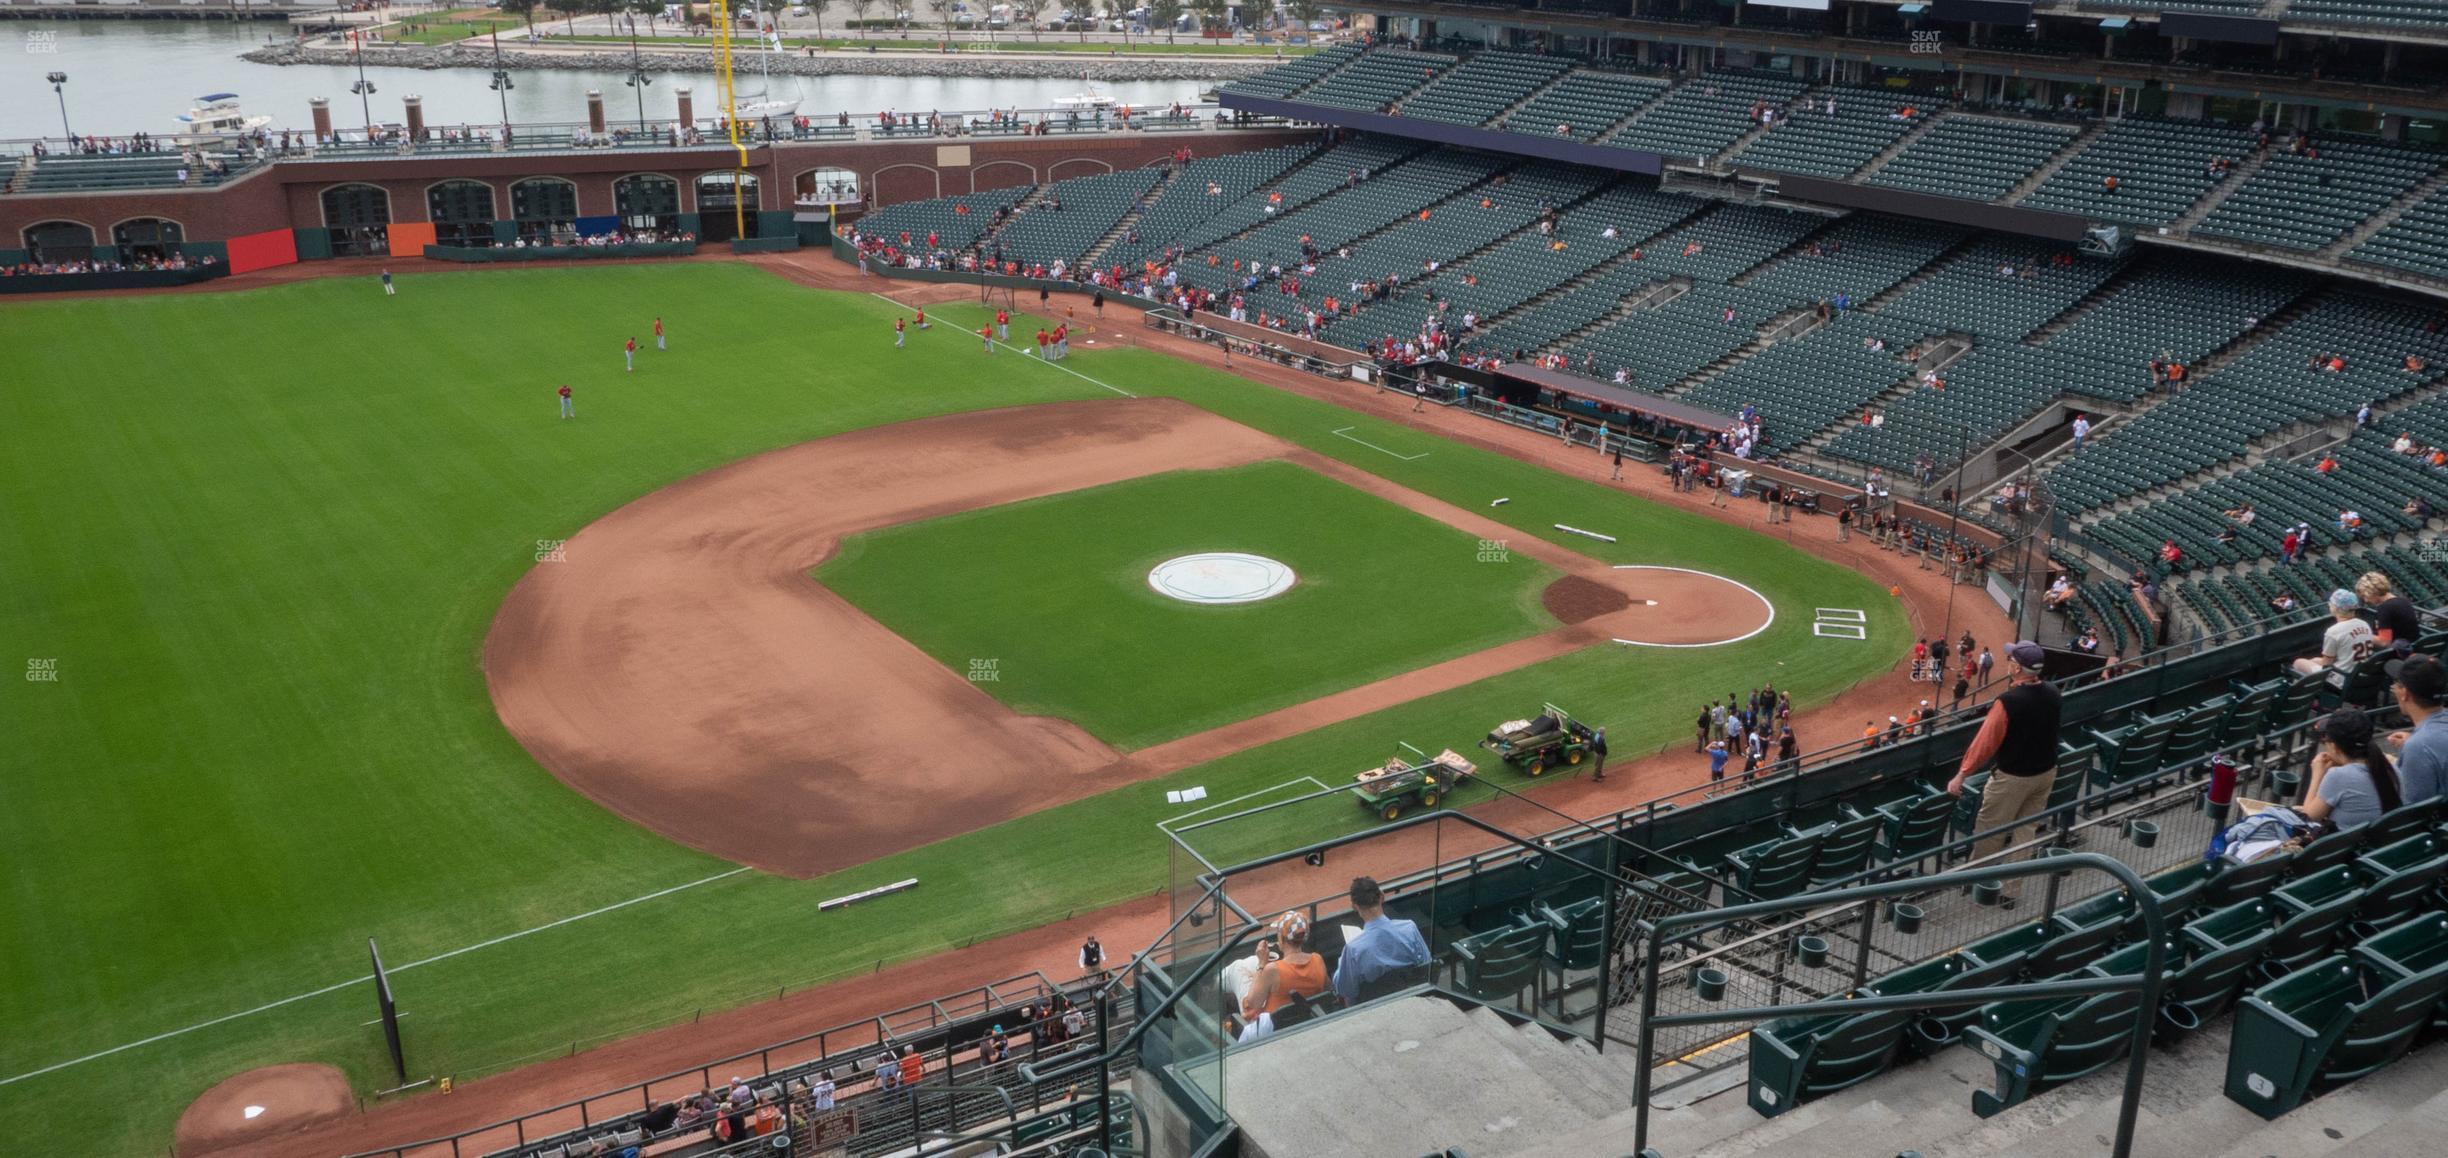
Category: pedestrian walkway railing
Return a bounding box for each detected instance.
[1625,853,2170,1158]
[340,970,1110,1158]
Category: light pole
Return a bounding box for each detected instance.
[349,35,378,138]
[47,71,71,142]
[626,32,653,131]
[488,28,515,137]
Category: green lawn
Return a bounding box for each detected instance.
[819,461,1559,748]
[0,263,1902,1155]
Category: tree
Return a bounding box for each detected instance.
[545,0,583,35]
[928,0,957,37]
[633,0,662,36]
[843,0,874,38]
[588,0,624,36]
[756,0,790,40]
[498,0,538,33]
[1285,0,1320,32]
[1149,0,1181,42]
[1013,0,1047,39]
[1191,0,1226,35]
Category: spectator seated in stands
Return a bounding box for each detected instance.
[1231,912,1330,1042]
[2299,707,2403,832]
[2044,574,2076,611]
[2360,572,2422,657]
[1331,875,1431,1005]
[2291,589,2374,677]
[2388,655,2446,806]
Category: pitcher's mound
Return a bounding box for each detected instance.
[1542,574,1632,624]
[176,1063,352,1155]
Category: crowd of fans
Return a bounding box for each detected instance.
[1,252,214,278]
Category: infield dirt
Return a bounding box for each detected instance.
[484,398,1771,877]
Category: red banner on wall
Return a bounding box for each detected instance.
[226,229,298,275]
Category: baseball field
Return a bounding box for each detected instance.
[0,260,1905,1156]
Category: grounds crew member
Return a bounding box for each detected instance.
[1945,641,2061,909]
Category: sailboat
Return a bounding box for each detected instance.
[1053,73,1119,111]
[733,27,806,120]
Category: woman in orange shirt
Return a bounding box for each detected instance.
[1238,913,1329,1039]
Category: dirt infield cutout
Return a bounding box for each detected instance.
[484,399,1775,877]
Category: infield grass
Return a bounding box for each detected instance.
[0,263,1903,1156]
[819,461,1561,748]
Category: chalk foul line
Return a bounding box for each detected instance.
[0,866,755,1089]
[1331,427,1431,461]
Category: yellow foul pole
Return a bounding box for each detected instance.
[710,2,748,240]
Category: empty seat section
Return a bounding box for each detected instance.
[1733,88,1927,179]
[2020,117,2260,226]
[988,169,1165,267]
[2349,186,2448,282]
[2197,138,2444,251]
[1302,48,1461,112]
[1216,43,1365,99]
[1683,315,1939,452]
[2047,291,2448,514]
[1394,51,1575,127]
[1878,237,2124,341]
[1103,143,1317,270]
[1608,70,1809,163]
[857,187,1034,254]
[1868,115,2081,202]
[1502,70,1670,141]
[1738,215,1967,306]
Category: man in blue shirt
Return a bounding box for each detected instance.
[1332,876,1431,1005]
[2388,656,2446,805]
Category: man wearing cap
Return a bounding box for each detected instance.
[2388,655,2446,805]
[2291,589,2374,676]
[1945,641,2060,909]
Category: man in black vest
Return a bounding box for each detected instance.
[1944,641,2061,909]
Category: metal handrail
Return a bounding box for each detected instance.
[1627,853,2168,1158]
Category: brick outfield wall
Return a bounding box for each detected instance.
[0,128,1319,249]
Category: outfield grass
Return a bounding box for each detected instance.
[819,461,1560,748]
[0,264,1902,1155]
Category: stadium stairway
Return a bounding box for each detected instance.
[1516,275,1688,357]
[1660,305,1828,398]
[2170,146,2278,235]
[1847,112,1956,184]
[2001,119,2112,205]
[1078,165,1185,267]
[2325,163,2448,261]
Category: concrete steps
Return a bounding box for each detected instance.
[2321,163,2448,261]
[2170,144,2276,235]
[2003,118,2110,206]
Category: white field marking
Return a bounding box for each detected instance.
[870,291,1134,398]
[1815,608,1868,623]
[0,866,754,1088]
[1814,622,1869,640]
[1159,777,1335,835]
[1554,524,1618,543]
[1608,566,1779,649]
[1330,427,1431,461]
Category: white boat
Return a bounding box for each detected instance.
[1053,76,1118,110]
[732,29,804,121]
[175,94,271,143]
